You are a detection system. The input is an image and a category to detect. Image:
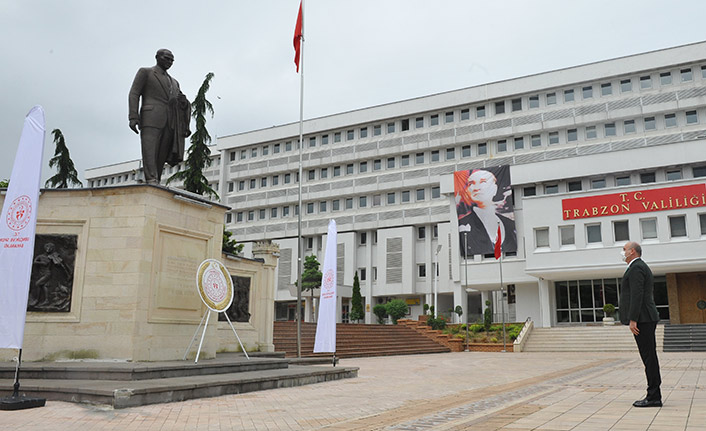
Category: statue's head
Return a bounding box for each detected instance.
[44,242,55,253]
[155,49,174,71]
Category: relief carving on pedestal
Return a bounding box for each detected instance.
[28,234,77,312]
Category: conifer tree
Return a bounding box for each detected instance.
[45,129,82,188]
[349,272,364,323]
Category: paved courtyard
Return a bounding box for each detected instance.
[2,351,705,430]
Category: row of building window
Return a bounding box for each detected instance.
[226,187,442,224]
[535,213,706,249]
[228,64,706,163]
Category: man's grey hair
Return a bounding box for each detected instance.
[628,241,642,256]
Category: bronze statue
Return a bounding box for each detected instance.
[29,237,75,313]
[128,49,191,184]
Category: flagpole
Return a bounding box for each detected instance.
[295,0,305,359]
[498,222,506,352]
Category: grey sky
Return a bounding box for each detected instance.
[2,1,706,184]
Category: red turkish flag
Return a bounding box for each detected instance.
[494,224,502,260]
[293,2,303,72]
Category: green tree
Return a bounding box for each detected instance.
[222,227,244,255]
[484,300,493,331]
[0,179,8,188]
[349,272,364,323]
[166,72,218,199]
[385,299,408,324]
[373,304,387,324]
[295,255,322,322]
[45,129,82,188]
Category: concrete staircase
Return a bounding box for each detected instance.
[523,324,665,352]
[663,324,706,352]
[273,321,450,358]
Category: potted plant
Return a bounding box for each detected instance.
[602,303,616,326]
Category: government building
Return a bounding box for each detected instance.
[86,41,706,328]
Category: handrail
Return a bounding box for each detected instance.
[513,317,533,353]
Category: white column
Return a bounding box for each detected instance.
[453,286,467,324]
[538,278,552,328]
[364,230,373,324]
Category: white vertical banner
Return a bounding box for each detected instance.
[314,219,337,353]
[0,106,46,349]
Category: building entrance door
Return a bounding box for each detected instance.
[676,273,706,324]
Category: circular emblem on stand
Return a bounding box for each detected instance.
[196,259,234,312]
[6,195,32,231]
[697,300,706,311]
[322,269,335,292]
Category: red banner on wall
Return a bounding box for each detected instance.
[562,183,706,220]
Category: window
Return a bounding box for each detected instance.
[320,201,327,212]
[273,175,279,185]
[259,209,266,219]
[229,151,236,162]
[418,226,426,239]
[640,172,656,183]
[529,95,539,108]
[285,141,293,151]
[546,92,557,105]
[514,137,524,150]
[261,177,267,187]
[560,226,575,246]
[401,155,410,166]
[333,166,341,177]
[644,116,656,130]
[640,75,652,89]
[616,175,631,186]
[495,101,505,114]
[416,153,425,164]
[401,190,410,202]
[703,65,706,79]
[284,173,291,184]
[641,218,657,240]
[446,148,455,160]
[418,264,426,278]
[613,221,629,242]
[476,106,486,118]
[545,184,559,194]
[306,238,313,249]
[226,213,232,224]
[669,215,687,238]
[531,134,541,147]
[374,159,382,170]
[228,182,234,192]
[591,178,606,189]
[620,79,632,93]
[433,225,438,238]
[624,120,636,134]
[461,109,470,120]
[250,179,256,189]
[387,157,395,168]
[346,164,354,175]
[333,132,341,143]
[347,130,355,140]
[345,198,353,209]
[401,119,409,131]
[308,170,315,180]
[600,83,612,96]
[236,212,243,222]
[360,127,368,138]
[567,129,578,142]
[359,161,368,173]
[372,194,381,206]
[568,180,582,191]
[321,135,329,145]
[309,137,316,147]
[332,199,340,211]
[415,117,424,128]
[604,123,616,136]
[686,110,698,124]
[511,98,522,111]
[387,122,395,133]
[535,228,549,248]
[665,113,677,128]
[445,111,454,123]
[248,211,254,221]
[681,68,694,82]
[564,89,575,102]
[497,139,507,152]
[431,186,440,198]
[694,166,706,177]
[666,170,682,181]
[359,268,366,281]
[660,72,672,86]
[251,148,257,157]
[359,196,367,207]
[387,192,395,204]
[582,86,593,99]
[430,114,439,126]
[373,125,381,136]
[462,145,471,157]
[478,143,487,155]
[523,186,536,197]
[271,207,278,218]
[416,189,425,201]
[431,150,439,162]
[586,224,602,243]
[585,126,597,139]
[306,203,314,214]
[548,132,559,145]
[700,214,706,235]
[283,206,290,217]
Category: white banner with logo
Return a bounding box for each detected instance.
[314,219,337,353]
[0,106,46,349]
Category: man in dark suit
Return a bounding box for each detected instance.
[619,241,662,407]
[129,49,190,184]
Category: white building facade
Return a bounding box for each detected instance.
[86,42,706,327]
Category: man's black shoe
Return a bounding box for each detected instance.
[633,399,662,408]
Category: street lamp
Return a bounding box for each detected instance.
[434,244,442,315]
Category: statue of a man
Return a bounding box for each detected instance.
[128,49,191,184]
